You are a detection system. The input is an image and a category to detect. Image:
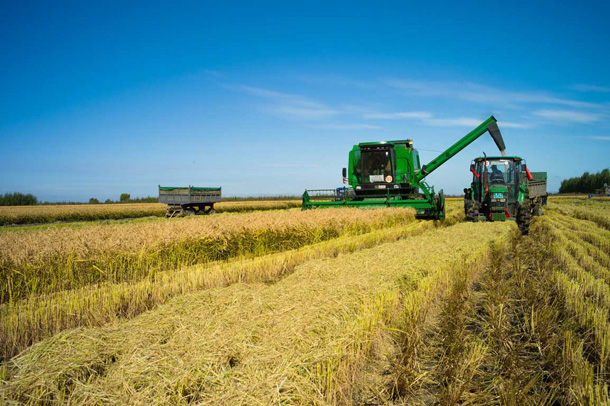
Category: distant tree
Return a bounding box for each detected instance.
[559,168,610,193]
[104,199,113,204]
[0,192,38,206]
[129,196,159,203]
[119,193,131,203]
[89,197,100,204]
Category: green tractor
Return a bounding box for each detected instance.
[463,156,547,234]
[303,116,506,220]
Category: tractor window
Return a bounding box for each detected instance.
[361,150,392,183]
[486,160,518,201]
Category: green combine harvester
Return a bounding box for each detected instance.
[302,116,506,220]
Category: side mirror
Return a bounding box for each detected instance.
[521,163,527,171]
[342,168,347,178]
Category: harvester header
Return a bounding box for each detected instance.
[303,116,506,220]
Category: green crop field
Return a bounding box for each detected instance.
[1,197,609,405]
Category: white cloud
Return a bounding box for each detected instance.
[422,117,483,127]
[385,79,603,110]
[270,106,338,120]
[256,163,321,168]
[571,84,610,93]
[310,123,382,130]
[233,85,338,120]
[532,109,603,124]
[590,136,610,141]
[364,111,433,119]
[361,109,530,129]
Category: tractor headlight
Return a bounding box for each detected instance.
[492,192,504,199]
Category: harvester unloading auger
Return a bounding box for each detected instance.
[302,116,506,220]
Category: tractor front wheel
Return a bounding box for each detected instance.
[517,205,532,235]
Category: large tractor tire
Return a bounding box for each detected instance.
[517,204,532,235]
[464,199,479,222]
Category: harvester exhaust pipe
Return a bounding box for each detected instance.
[486,120,506,157]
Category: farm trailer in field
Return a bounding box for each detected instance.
[158,185,221,218]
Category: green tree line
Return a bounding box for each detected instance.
[0,192,38,206]
[559,168,610,194]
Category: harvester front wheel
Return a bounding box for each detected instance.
[436,192,446,221]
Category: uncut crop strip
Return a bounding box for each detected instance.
[0,200,302,226]
[0,221,511,405]
[0,216,435,361]
[0,208,414,304]
[0,202,463,361]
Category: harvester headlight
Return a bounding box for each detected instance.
[355,186,361,190]
[386,175,393,182]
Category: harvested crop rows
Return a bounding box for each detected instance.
[1,198,609,405]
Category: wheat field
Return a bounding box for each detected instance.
[0,200,302,226]
[1,197,609,405]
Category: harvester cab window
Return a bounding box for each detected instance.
[362,149,392,183]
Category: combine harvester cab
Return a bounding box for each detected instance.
[464,157,547,234]
[303,116,506,220]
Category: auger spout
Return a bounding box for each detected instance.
[415,115,505,183]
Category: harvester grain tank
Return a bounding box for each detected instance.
[303,116,506,220]
[463,157,547,234]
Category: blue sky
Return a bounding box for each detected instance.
[1,1,609,201]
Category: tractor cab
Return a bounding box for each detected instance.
[468,156,525,221]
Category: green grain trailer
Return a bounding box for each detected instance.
[303,116,506,220]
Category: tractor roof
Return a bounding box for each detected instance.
[474,156,523,161]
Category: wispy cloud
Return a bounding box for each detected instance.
[571,84,610,93]
[532,109,603,124]
[590,136,610,141]
[386,79,603,110]
[233,85,338,120]
[309,123,382,130]
[362,109,531,129]
[255,163,321,168]
[364,111,432,119]
[269,106,337,120]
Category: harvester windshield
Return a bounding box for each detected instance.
[361,149,393,183]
